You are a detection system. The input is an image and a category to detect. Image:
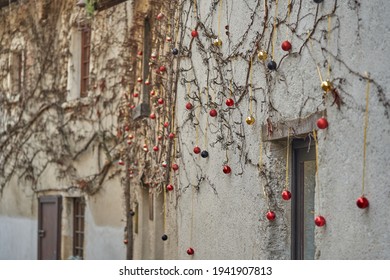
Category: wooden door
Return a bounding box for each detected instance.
[38,196,62,260]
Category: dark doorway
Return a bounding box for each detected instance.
[291,138,316,260]
[38,196,62,260]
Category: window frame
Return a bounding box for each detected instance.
[291,137,316,260]
[73,197,85,259]
[80,27,91,98]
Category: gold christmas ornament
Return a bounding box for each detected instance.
[257,50,268,61]
[213,38,223,47]
[321,80,333,92]
[246,115,255,125]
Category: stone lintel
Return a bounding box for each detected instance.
[261,110,326,142]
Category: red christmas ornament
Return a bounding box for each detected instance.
[356,196,369,209]
[145,80,151,85]
[130,104,135,109]
[124,125,130,131]
[128,134,134,140]
[118,159,125,166]
[158,98,164,105]
[127,140,132,145]
[166,184,174,191]
[149,113,156,119]
[193,146,201,154]
[151,52,157,59]
[133,92,139,98]
[153,146,159,152]
[314,215,326,227]
[209,109,218,117]
[172,163,179,171]
[223,165,231,174]
[156,12,164,20]
[226,98,234,107]
[187,247,195,255]
[166,36,172,42]
[137,77,143,83]
[162,161,167,168]
[150,90,156,96]
[164,122,169,128]
[266,210,276,221]
[316,117,329,129]
[186,102,193,110]
[159,65,167,73]
[168,132,175,139]
[123,239,128,244]
[157,135,163,141]
[191,30,199,38]
[137,51,143,56]
[282,190,292,201]
[281,40,292,51]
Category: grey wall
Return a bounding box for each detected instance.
[172,0,390,259]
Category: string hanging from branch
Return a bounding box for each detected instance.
[356,75,371,209]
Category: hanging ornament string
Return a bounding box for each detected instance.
[327,15,332,79]
[217,0,223,38]
[271,0,279,59]
[361,76,370,196]
[259,133,269,209]
[313,129,321,214]
[286,0,292,38]
[249,57,254,116]
[284,129,290,191]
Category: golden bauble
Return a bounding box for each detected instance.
[321,80,333,92]
[257,50,268,61]
[246,115,255,125]
[213,38,223,47]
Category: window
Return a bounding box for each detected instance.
[80,27,91,98]
[291,137,316,260]
[73,197,85,259]
[9,50,24,93]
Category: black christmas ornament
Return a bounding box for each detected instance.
[267,60,277,71]
[172,48,179,55]
[313,0,323,3]
[162,234,168,241]
[201,150,209,158]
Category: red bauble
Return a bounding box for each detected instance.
[168,132,175,139]
[193,146,201,154]
[356,196,369,209]
[158,98,164,105]
[157,135,163,141]
[137,77,143,83]
[266,211,276,221]
[191,30,199,38]
[186,247,195,255]
[159,65,167,73]
[162,161,167,168]
[209,109,218,117]
[223,165,231,174]
[133,92,139,98]
[172,163,179,171]
[157,12,164,20]
[123,239,128,244]
[282,190,292,200]
[314,215,326,227]
[153,146,159,152]
[226,98,234,107]
[137,51,143,56]
[130,104,135,109]
[186,102,193,110]
[316,117,328,129]
[149,113,156,119]
[150,90,156,96]
[145,80,151,85]
[166,184,174,191]
[281,40,292,51]
[164,122,169,128]
[166,36,172,42]
[118,159,125,166]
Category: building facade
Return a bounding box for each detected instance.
[1,0,389,260]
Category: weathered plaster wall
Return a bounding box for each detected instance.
[0,0,134,260]
[173,0,390,260]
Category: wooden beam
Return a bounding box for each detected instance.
[261,111,326,141]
